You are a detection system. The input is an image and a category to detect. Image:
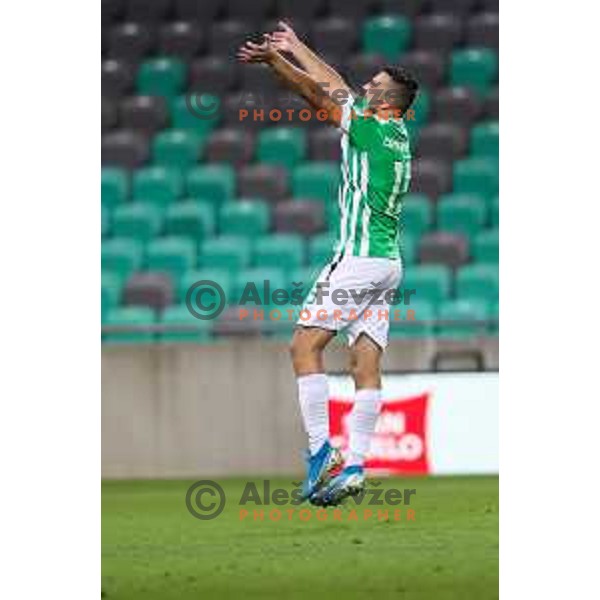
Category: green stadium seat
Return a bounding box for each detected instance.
[450,48,498,95]
[137,58,186,97]
[101,238,144,280]
[179,268,233,305]
[409,89,430,127]
[132,166,184,207]
[438,194,486,237]
[490,299,499,335]
[473,228,499,264]
[437,299,489,339]
[153,129,203,168]
[400,232,418,265]
[292,162,340,204]
[456,264,499,303]
[389,300,435,339]
[159,304,211,343]
[309,233,336,267]
[362,16,411,62]
[101,272,123,320]
[199,236,252,273]
[101,168,128,208]
[253,234,305,271]
[146,237,196,282]
[401,193,433,237]
[219,200,270,238]
[171,94,219,136]
[112,202,163,242]
[401,265,451,307]
[257,128,306,170]
[102,204,110,237]
[164,200,216,242]
[103,307,156,344]
[232,267,287,308]
[490,195,499,227]
[471,121,499,157]
[453,157,499,197]
[186,165,235,207]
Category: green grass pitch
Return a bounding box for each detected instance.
[102,476,498,599]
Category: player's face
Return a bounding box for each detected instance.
[361,72,399,109]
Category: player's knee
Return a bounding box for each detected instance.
[289,331,319,365]
[351,355,381,389]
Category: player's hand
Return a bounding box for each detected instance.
[236,36,277,64]
[269,21,300,54]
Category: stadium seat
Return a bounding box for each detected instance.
[112,202,163,242]
[292,162,340,204]
[119,95,169,134]
[158,21,204,59]
[473,228,499,264]
[206,128,254,166]
[153,129,203,168]
[101,238,144,279]
[122,272,174,310]
[102,204,111,237]
[253,234,305,271]
[413,14,462,52]
[186,165,235,206]
[410,88,431,127]
[466,12,499,49]
[126,0,171,22]
[189,56,238,95]
[132,166,184,206]
[102,130,150,168]
[399,51,447,90]
[174,0,221,20]
[257,128,307,170]
[232,267,287,308]
[470,121,499,157]
[146,237,197,281]
[328,0,373,19]
[238,165,288,203]
[419,232,469,268]
[309,233,336,267]
[159,304,212,342]
[101,272,123,319]
[273,201,325,235]
[456,264,499,303]
[437,194,487,237]
[362,16,411,62]
[453,157,499,197]
[171,94,220,136]
[490,195,499,227]
[108,22,155,61]
[483,86,499,120]
[179,268,234,305]
[389,299,436,339]
[417,123,469,160]
[209,20,249,57]
[450,49,498,96]
[400,194,433,237]
[345,53,386,89]
[401,265,452,307]
[433,86,481,126]
[102,97,118,131]
[410,159,453,199]
[429,0,478,16]
[274,0,322,19]
[308,128,342,162]
[490,298,499,335]
[103,306,156,344]
[101,168,129,208]
[219,200,270,238]
[199,236,252,273]
[164,200,216,242]
[137,58,186,97]
[312,17,357,56]
[437,299,489,339]
[102,59,135,98]
[226,0,272,20]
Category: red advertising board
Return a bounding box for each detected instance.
[329,393,430,475]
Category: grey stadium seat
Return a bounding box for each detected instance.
[433,87,481,126]
[119,96,169,135]
[238,165,289,203]
[418,232,469,268]
[466,12,499,49]
[483,86,498,120]
[158,21,204,59]
[189,56,239,95]
[399,51,446,90]
[102,130,150,169]
[108,22,155,61]
[206,128,255,166]
[174,0,221,20]
[226,0,273,20]
[429,0,478,17]
[273,200,325,235]
[413,14,463,52]
[274,0,323,19]
[416,123,469,161]
[125,0,172,22]
[308,129,342,162]
[123,272,174,310]
[102,97,118,131]
[311,18,357,56]
[410,159,453,199]
[102,59,136,98]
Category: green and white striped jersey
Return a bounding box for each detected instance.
[334,95,412,259]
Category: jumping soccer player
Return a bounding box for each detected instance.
[238,22,418,506]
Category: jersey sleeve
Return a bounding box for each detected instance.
[341,96,399,152]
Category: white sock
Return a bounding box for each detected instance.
[346,388,382,468]
[297,373,330,455]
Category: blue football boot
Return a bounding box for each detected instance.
[310,465,366,506]
[300,441,343,501]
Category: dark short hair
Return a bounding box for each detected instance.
[381,66,419,112]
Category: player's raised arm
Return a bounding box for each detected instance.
[237,37,347,129]
[268,21,351,97]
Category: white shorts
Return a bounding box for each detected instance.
[296,255,403,349]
